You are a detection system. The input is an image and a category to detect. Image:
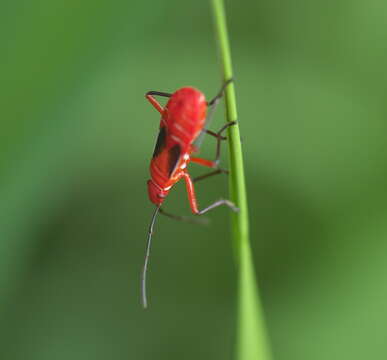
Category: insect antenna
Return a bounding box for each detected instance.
[141,204,161,309]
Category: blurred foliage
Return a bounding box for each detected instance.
[1,0,387,359]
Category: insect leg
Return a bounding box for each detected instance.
[193,168,229,183]
[192,121,236,169]
[159,208,209,225]
[145,91,172,114]
[182,172,239,214]
[190,157,217,168]
[203,129,226,140]
[190,157,228,182]
[208,78,233,106]
[212,121,236,165]
[146,91,172,98]
[197,199,239,215]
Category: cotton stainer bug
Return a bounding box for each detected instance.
[142,79,239,308]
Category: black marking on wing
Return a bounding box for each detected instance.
[152,126,167,158]
[168,144,181,177]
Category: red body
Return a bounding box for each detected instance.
[142,81,237,308]
[147,87,207,208]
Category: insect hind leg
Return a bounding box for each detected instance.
[159,208,209,225]
[197,199,239,215]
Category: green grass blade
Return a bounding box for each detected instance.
[210,1,272,359]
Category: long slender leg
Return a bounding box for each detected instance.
[193,168,229,183]
[208,78,233,106]
[145,91,172,114]
[204,121,237,165]
[212,121,236,166]
[191,120,236,183]
[216,121,237,137]
[192,121,236,168]
[204,129,226,140]
[205,77,234,143]
[146,91,172,98]
[159,208,209,225]
[182,172,238,214]
[190,157,217,168]
[197,199,239,215]
[194,79,234,148]
[190,157,229,182]
[190,157,228,182]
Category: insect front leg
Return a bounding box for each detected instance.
[145,90,172,114]
[182,172,238,214]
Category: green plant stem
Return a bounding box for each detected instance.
[210,1,272,359]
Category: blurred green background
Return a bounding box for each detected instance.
[1,0,387,359]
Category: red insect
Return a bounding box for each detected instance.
[142,79,238,308]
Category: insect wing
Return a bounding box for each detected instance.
[152,126,167,158]
[193,102,218,149]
